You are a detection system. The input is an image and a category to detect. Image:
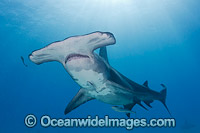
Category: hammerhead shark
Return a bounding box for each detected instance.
[29,31,171,117]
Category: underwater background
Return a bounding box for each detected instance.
[0,0,200,132]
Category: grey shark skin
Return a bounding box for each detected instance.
[29,31,171,117]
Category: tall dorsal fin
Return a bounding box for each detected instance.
[64,88,94,115]
[143,80,148,87]
[99,46,109,64]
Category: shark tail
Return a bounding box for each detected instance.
[159,84,172,117]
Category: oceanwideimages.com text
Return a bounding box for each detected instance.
[25,115,176,130]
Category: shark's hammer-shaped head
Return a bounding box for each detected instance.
[29,31,116,65]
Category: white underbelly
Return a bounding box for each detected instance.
[87,88,132,105]
[70,69,107,91]
[69,69,133,105]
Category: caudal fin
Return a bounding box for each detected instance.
[159,84,172,117]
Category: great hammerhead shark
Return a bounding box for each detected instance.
[29,31,171,117]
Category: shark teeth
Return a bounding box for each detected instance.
[66,54,89,63]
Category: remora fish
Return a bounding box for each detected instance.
[29,31,171,117]
[112,106,136,114]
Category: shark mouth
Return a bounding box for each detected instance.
[65,54,89,63]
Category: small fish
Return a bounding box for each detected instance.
[21,56,28,67]
[112,106,136,114]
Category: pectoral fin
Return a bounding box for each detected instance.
[64,88,94,115]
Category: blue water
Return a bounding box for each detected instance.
[0,0,200,132]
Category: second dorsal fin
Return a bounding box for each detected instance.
[143,80,148,87]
